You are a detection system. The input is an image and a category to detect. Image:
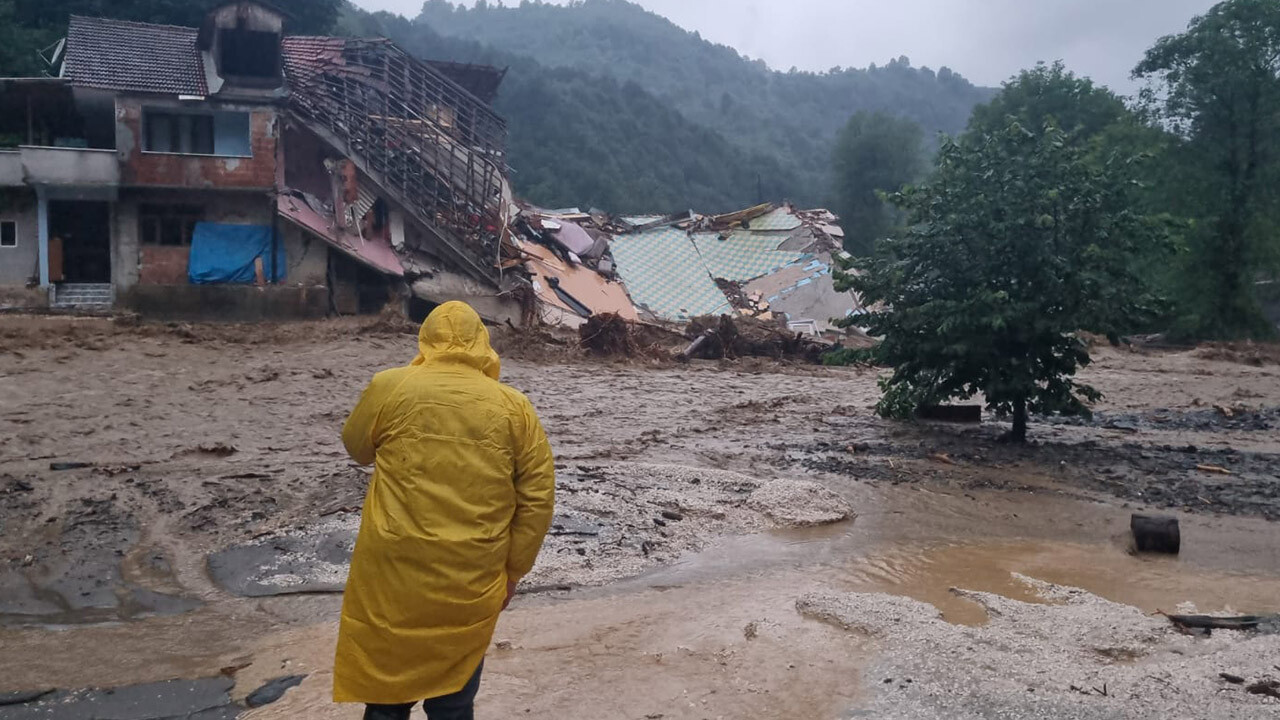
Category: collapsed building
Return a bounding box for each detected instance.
[0,1,862,335]
[0,2,524,321]
[512,202,863,339]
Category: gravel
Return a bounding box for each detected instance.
[799,576,1280,719]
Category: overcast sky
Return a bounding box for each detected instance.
[353,0,1218,94]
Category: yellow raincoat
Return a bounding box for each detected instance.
[334,301,556,704]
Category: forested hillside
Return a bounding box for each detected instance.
[0,0,994,212]
[414,0,996,205]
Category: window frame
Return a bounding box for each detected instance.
[138,205,204,247]
[141,109,253,159]
[0,220,16,249]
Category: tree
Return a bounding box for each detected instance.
[841,123,1168,442]
[968,61,1128,143]
[1135,0,1280,339]
[832,111,924,255]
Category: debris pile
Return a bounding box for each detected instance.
[682,314,831,362]
[578,313,636,357]
[505,201,867,352]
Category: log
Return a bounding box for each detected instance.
[916,405,982,423]
[1166,614,1272,631]
[1131,514,1180,554]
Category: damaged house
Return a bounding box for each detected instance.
[510,201,862,338]
[0,2,524,321]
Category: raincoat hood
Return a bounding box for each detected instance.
[411,301,501,380]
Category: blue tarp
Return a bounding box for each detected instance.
[188,222,285,284]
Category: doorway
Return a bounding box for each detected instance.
[51,201,111,283]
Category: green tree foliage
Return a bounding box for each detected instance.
[1135,0,1280,340]
[839,124,1169,442]
[414,0,994,207]
[832,111,925,255]
[968,61,1129,142]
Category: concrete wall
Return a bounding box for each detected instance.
[116,97,277,190]
[115,189,327,291]
[120,284,327,320]
[20,147,120,187]
[280,222,329,287]
[0,189,40,287]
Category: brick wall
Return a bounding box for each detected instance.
[117,98,278,189]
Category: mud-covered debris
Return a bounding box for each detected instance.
[579,313,636,356]
[1131,514,1180,554]
[246,675,307,708]
[1247,680,1280,699]
[195,443,238,458]
[683,315,830,363]
[1164,613,1280,634]
[0,689,54,706]
[747,479,853,527]
[246,366,282,383]
[49,462,94,471]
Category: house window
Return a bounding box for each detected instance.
[144,110,251,157]
[139,205,202,246]
[0,221,15,248]
[221,29,281,79]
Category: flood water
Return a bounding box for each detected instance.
[4,478,1280,719]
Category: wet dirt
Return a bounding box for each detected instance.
[2,317,1280,718]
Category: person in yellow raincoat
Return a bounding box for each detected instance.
[334,301,556,720]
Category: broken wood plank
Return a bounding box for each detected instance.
[1196,464,1232,475]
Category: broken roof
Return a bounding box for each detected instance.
[64,16,208,96]
[610,227,732,321]
[691,231,806,283]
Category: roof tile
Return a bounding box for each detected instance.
[64,16,207,96]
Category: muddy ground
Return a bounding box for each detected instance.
[1,316,1280,718]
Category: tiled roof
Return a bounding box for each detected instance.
[280,36,347,89]
[64,16,208,96]
[692,231,806,283]
[611,227,732,322]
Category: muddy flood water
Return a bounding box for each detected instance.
[2,317,1280,719]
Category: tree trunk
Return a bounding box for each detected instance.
[1010,397,1028,443]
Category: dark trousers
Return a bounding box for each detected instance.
[363,662,484,720]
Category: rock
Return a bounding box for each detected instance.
[245,675,307,708]
[1131,514,1180,554]
[747,479,853,527]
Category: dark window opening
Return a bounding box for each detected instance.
[145,112,214,155]
[221,29,281,79]
[140,205,203,246]
[144,110,250,156]
[0,221,16,248]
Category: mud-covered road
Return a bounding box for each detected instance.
[2,316,1280,719]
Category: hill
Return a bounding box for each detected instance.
[413,0,996,205]
[342,8,799,213]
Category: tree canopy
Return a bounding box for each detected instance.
[840,123,1169,442]
[1135,0,1280,340]
[968,61,1129,143]
[832,111,925,255]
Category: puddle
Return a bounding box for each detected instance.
[834,540,1280,626]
